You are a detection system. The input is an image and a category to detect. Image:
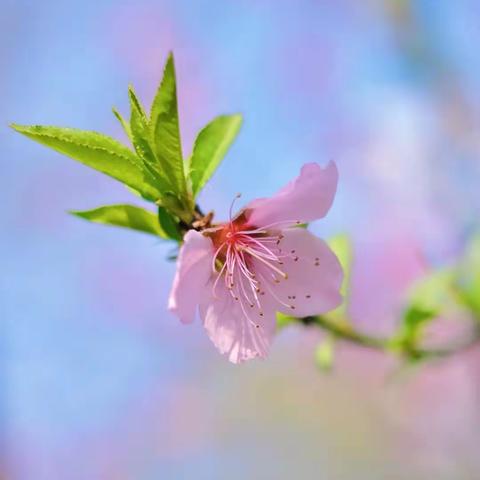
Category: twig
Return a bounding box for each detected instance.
[299,315,480,361]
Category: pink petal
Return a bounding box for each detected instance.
[168,230,214,324]
[260,228,343,317]
[245,162,338,227]
[199,280,277,364]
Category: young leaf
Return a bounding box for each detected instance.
[314,337,335,372]
[398,270,453,353]
[406,269,455,313]
[403,307,436,331]
[128,84,148,119]
[112,107,132,141]
[328,234,353,299]
[397,306,436,359]
[276,312,296,329]
[11,124,161,202]
[70,204,177,239]
[128,87,152,159]
[324,234,353,322]
[149,53,189,201]
[189,114,243,197]
[128,87,167,184]
[455,233,480,319]
[128,86,181,203]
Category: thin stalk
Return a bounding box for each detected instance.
[299,315,480,361]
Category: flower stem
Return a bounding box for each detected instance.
[299,315,480,361]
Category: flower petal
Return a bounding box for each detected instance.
[259,228,343,317]
[168,230,214,324]
[245,162,338,227]
[199,280,277,364]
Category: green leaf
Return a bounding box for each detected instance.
[124,87,190,220]
[314,337,335,372]
[128,87,168,187]
[112,107,132,141]
[325,234,353,321]
[11,124,161,202]
[407,269,455,313]
[158,206,182,241]
[455,233,480,319]
[397,306,436,360]
[189,114,243,198]
[403,307,436,331]
[150,53,189,202]
[70,204,177,239]
[125,185,143,198]
[276,311,296,329]
[398,270,453,352]
[328,234,353,298]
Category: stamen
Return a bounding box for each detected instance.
[256,270,295,310]
[211,241,227,272]
[212,261,228,298]
[229,193,242,226]
[239,246,288,280]
[244,219,303,231]
[236,234,282,260]
[235,229,268,235]
[210,209,310,330]
[236,268,257,308]
[236,293,263,334]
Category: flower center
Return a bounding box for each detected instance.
[209,217,291,319]
[202,194,306,329]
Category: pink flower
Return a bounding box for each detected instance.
[168,162,343,363]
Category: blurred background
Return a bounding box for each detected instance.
[2,0,480,478]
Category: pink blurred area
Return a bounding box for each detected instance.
[3,0,480,479]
